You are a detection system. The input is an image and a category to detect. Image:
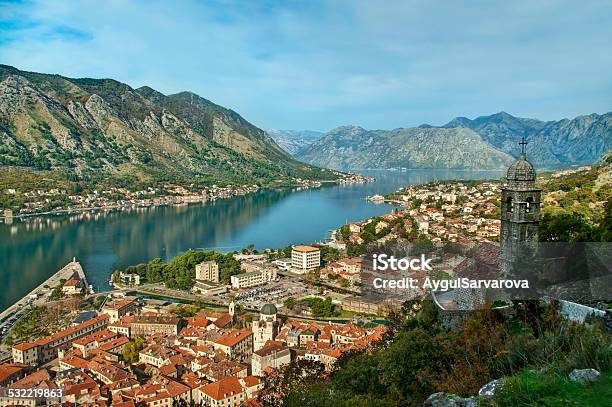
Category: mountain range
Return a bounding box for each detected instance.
[0,65,332,190]
[266,129,323,155]
[295,111,611,170]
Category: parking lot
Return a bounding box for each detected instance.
[217,278,319,310]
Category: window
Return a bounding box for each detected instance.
[525,197,533,213]
[506,196,513,213]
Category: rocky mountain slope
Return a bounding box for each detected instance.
[443,111,612,167]
[0,65,332,190]
[296,111,611,171]
[267,129,323,155]
[295,126,514,170]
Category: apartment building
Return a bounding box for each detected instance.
[291,245,321,274]
[101,296,138,323]
[230,266,276,289]
[211,329,253,362]
[251,341,291,376]
[195,260,219,283]
[130,314,182,337]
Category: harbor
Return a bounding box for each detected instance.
[0,259,90,342]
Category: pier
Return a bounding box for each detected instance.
[0,260,89,335]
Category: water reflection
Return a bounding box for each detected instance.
[0,169,502,311]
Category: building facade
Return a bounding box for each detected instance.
[291,245,321,274]
[195,261,220,283]
[130,314,182,337]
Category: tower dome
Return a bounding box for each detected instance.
[506,136,535,187]
[260,303,277,315]
[506,154,536,182]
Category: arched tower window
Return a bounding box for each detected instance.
[506,196,513,213]
[525,197,533,213]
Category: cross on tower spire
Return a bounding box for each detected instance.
[519,136,527,156]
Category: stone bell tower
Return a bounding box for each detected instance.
[500,137,541,277]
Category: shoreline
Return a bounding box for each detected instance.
[2,176,374,222]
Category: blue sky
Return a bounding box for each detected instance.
[1,0,611,131]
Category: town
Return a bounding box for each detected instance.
[0,244,390,406]
[1,172,373,219]
[341,180,503,251]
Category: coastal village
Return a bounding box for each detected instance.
[1,172,372,218]
[360,181,503,245]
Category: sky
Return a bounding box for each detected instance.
[1,0,611,132]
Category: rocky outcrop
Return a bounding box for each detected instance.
[267,129,323,155]
[423,392,477,407]
[477,379,505,397]
[424,378,505,406]
[442,111,612,167]
[297,111,611,171]
[568,368,601,382]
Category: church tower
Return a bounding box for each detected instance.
[229,300,236,318]
[252,303,279,351]
[500,137,541,277]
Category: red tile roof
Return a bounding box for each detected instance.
[200,376,244,401]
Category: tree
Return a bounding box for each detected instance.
[539,212,594,242]
[123,336,144,364]
[284,297,296,310]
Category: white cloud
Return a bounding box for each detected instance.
[1,0,610,131]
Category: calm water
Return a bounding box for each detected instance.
[0,169,502,311]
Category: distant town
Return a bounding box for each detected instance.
[1,172,373,219]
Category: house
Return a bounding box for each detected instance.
[212,329,253,362]
[101,297,138,323]
[251,341,291,376]
[197,376,246,407]
[62,278,82,295]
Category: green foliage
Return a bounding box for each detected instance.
[118,249,241,290]
[94,296,106,309]
[9,307,48,341]
[123,336,145,364]
[346,242,362,257]
[318,245,340,263]
[409,235,435,255]
[284,297,296,310]
[49,287,64,301]
[283,300,612,406]
[304,297,338,318]
[339,225,350,242]
[483,369,612,407]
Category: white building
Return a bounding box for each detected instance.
[291,246,320,274]
[252,304,280,351]
[271,258,292,270]
[195,260,219,283]
[230,268,276,289]
[119,272,140,286]
[251,342,291,376]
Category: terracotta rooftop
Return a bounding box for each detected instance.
[200,376,244,401]
[215,329,252,347]
[293,245,319,253]
[0,363,28,384]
